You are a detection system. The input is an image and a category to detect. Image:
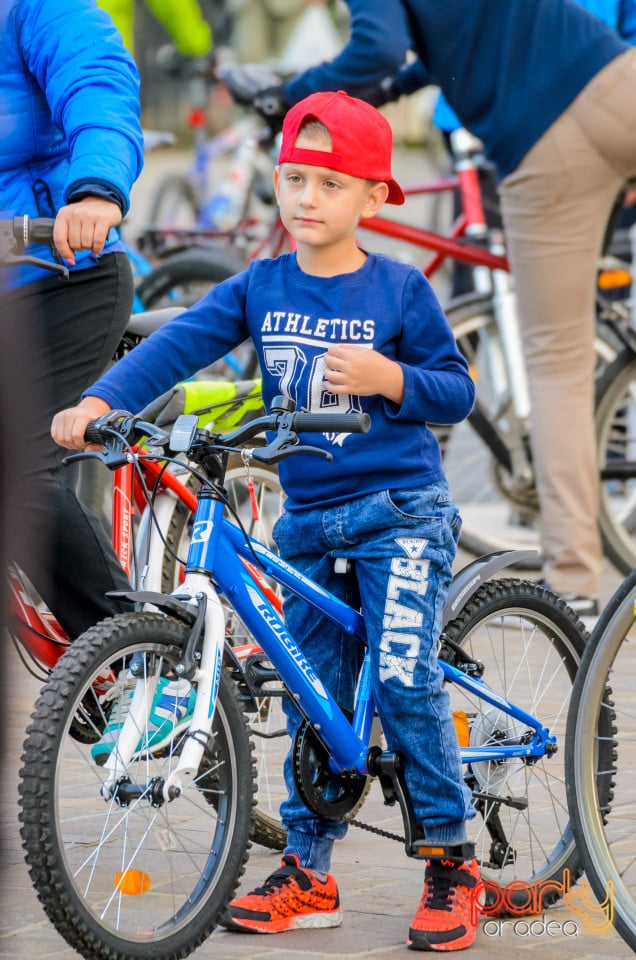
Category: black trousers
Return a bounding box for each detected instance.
[3,252,133,638]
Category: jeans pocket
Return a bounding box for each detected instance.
[385,486,446,524]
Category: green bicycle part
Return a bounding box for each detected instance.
[140,377,264,434]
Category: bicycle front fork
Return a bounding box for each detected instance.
[99,574,225,802]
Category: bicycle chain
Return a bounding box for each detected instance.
[345,814,404,844]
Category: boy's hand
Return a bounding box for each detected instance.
[54,198,122,265]
[324,344,404,405]
[51,396,112,450]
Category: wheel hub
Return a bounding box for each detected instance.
[469,706,527,794]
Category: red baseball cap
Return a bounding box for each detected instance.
[278,90,405,205]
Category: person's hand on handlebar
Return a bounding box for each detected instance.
[53,198,123,265]
[51,396,112,450]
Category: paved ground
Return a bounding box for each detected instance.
[2,148,634,960]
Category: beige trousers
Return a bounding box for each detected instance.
[498,48,636,597]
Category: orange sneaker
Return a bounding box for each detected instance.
[407,858,480,951]
[219,853,342,934]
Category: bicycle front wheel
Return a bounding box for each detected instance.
[443,579,588,903]
[19,613,255,960]
[566,570,636,951]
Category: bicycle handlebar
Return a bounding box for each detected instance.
[217,63,286,106]
[0,215,66,277]
[82,399,371,469]
[0,216,55,249]
[288,411,370,434]
[83,412,167,448]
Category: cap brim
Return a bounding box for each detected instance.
[386,179,405,205]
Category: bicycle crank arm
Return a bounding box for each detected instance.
[366,747,475,862]
[474,793,518,869]
[471,790,528,810]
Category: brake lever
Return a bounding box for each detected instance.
[252,443,332,465]
[62,448,130,469]
[0,252,69,278]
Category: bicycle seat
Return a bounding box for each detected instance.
[126,307,186,338]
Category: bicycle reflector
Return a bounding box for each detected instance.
[598,268,632,290]
[452,710,470,748]
[114,870,151,896]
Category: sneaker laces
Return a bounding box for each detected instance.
[251,855,311,896]
[424,862,464,913]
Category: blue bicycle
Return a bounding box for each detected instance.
[19,402,593,960]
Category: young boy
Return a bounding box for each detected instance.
[52,91,479,952]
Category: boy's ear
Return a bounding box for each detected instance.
[363,181,390,219]
[273,165,281,202]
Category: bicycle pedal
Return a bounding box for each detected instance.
[409,841,475,862]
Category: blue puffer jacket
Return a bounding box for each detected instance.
[0,0,144,287]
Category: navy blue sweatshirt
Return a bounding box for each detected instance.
[284,0,628,179]
[86,253,475,509]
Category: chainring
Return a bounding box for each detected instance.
[293,719,369,819]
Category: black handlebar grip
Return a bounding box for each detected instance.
[290,412,371,434]
[28,217,56,244]
[10,216,55,246]
[84,421,108,445]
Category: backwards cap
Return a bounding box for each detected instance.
[278,90,404,205]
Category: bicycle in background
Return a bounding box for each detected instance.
[144,57,285,247]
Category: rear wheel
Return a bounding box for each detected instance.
[595,348,636,573]
[146,174,199,230]
[136,247,258,379]
[442,579,588,901]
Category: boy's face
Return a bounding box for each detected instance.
[273,130,388,251]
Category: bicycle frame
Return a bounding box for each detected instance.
[105,485,556,826]
[215,511,554,766]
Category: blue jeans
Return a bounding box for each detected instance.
[273,481,475,873]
